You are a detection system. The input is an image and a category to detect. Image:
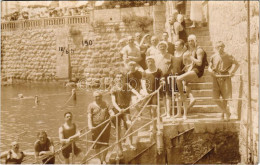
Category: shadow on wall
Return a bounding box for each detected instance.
[69,26,83,47]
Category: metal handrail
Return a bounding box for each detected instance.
[37,85,162,164]
[81,85,163,164]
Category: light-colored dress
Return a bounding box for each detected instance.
[190,1,203,22]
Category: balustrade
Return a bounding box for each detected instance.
[1,15,90,31]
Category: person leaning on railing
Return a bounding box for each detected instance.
[34,131,55,164]
[87,91,114,164]
[110,72,142,155]
[59,112,81,164]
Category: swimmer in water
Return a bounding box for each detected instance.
[35,95,39,105]
[0,141,25,164]
[18,94,24,99]
[72,89,76,101]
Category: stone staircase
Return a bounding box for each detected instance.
[184,1,219,113]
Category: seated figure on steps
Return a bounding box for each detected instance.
[177,34,208,118]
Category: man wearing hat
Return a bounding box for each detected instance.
[87,91,114,164]
[154,41,173,118]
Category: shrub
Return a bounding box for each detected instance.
[122,13,153,32]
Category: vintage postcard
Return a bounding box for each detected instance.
[1,1,259,164]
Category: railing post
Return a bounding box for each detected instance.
[156,87,164,155]
[116,115,120,164]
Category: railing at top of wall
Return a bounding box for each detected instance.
[1,15,90,31]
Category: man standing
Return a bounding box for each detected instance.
[154,41,173,118]
[59,112,81,164]
[111,72,141,155]
[162,32,175,55]
[88,91,113,164]
[121,36,143,71]
[208,41,239,121]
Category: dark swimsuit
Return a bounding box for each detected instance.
[61,124,81,158]
[5,151,25,164]
[191,46,208,78]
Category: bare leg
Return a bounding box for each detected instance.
[190,21,196,28]
[177,71,197,101]
[175,99,182,118]
[100,146,108,163]
[214,99,230,121]
[125,114,136,150]
[95,148,101,162]
[64,158,69,164]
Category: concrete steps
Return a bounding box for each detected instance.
[183,12,216,114]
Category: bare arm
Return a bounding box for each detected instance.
[139,34,150,47]
[87,105,93,129]
[229,60,240,77]
[128,84,142,99]
[59,126,68,144]
[191,49,204,66]
[128,49,142,62]
[0,151,8,159]
[111,94,122,112]
[208,58,216,77]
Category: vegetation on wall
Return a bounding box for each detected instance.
[97,1,158,9]
[69,26,82,36]
[91,19,105,29]
[122,13,153,32]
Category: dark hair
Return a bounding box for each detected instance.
[176,39,185,46]
[37,131,47,138]
[64,111,72,117]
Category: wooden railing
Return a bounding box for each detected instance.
[1,15,90,31]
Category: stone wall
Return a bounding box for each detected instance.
[1,17,153,84]
[68,23,153,85]
[1,29,57,81]
[208,1,259,163]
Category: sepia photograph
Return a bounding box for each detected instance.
[0,0,259,164]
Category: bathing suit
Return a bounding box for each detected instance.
[61,124,81,159]
[191,46,208,78]
[5,150,24,164]
[34,138,55,164]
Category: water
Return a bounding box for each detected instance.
[1,82,153,163]
[1,83,114,163]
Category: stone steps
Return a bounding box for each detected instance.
[189,82,212,90]
[190,105,219,113]
[191,89,212,97]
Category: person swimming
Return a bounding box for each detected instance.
[0,141,25,164]
[35,95,40,105]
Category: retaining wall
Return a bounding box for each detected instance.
[207,1,259,163]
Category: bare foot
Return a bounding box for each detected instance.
[189,24,195,28]
[129,144,136,150]
[183,115,187,120]
[225,112,231,121]
[174,114,182,118]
